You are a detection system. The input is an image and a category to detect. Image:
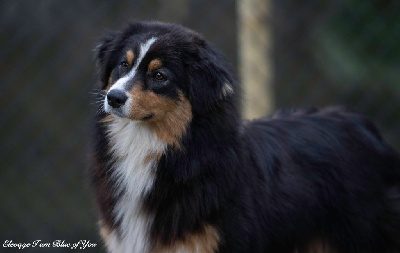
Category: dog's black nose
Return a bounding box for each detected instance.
[107,90,128,108]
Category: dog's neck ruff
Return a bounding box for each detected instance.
[106,117,166,253]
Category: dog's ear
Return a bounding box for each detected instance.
[94,31,119,88]
[186,38,235,114]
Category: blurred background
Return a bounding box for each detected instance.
[0,0,399,252]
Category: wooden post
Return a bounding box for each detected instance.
[238,0,273,119]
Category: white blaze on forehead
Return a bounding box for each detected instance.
[108,37,157,92]
[104,37,157,114]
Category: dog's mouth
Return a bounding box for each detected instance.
[104,95,155,121]
[141,113,154,120]
[108,110,155,122]
[105,104,155,122]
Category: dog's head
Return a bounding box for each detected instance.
[95,21,235,125]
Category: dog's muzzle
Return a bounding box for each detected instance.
[107,90,128,108]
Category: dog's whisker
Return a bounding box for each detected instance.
[90,101,105,105]
[89,92,106,97]
[96,106,105,114]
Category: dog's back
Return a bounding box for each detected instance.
[242,106,400,252]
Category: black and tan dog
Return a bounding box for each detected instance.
[90,21,400,253]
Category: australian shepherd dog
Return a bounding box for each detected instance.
[90,21,400,253]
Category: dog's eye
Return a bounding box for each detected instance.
[121,61,129,70]
[153,71,166,81]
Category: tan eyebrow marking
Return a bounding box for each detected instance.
[126,50,134,65]
[148,59,162,72]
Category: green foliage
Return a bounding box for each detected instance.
[317,0,400,91]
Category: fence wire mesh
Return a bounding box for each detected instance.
[0,0,399,252]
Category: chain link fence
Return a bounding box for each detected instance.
[0,0,399,252]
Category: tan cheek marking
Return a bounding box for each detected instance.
[99,115,114,123]
[128,84,170,120]
[126,50,134,65]
[154,225,220,253]
[148,59,162,72]
[128,86,192,148]
[148,93,192,148]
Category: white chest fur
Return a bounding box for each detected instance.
[106,117,166,253]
